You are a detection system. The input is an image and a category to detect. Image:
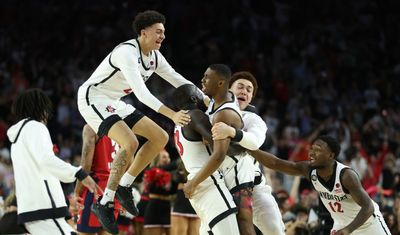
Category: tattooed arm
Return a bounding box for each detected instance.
[74,125,97,196]
[71,124,97,215]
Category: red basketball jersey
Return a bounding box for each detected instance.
[91,136,118,177]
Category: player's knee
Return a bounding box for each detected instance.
[149,128,168,147]
[159,129,168,145]
[120,136,139,154]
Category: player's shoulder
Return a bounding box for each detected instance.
[243,110,263,121]
[216,107,241,118]
[118,39,137,49]
[213,108,242,127]
[340,166,359,179]
[27,120,46,130]
[113,39,139,55]
[243,104,258,114]
[339,165,361,191]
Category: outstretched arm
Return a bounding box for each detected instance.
[113,46,190,126]
[249,150,310,178]
[335,169,374,234]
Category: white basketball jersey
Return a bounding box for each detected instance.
[205,92,242,125]
[78,39,190,111]
[205,92,244,175]
[311,161,381,228]
[174,125,211,175]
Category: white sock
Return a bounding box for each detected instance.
[100,188,116,205]
[119,173,136,187]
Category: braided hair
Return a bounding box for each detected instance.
[12,88,53,123]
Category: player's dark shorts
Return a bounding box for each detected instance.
[144,198,171,228]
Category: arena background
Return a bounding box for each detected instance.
[0,0,400,234]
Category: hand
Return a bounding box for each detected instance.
[212,122,234,140]
[173,110,191,126]
[183,180,197,199]
[69,196,84,215]
[81,176,103,199]
[334,228,350,235]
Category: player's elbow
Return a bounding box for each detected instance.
[365,201,374,216]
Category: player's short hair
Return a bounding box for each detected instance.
[209,64,231,83]
[132,10,166,35]
[12,88,53,122]
[316,135,341,159]
[173,84,205,111]
[230,71,258,98]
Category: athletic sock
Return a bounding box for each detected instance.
[119,173,136,187]
[100,188,116,205]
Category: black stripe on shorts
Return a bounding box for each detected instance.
[98,114,122,137]
[123,110,145,129]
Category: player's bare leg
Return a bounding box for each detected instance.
[127,116,169,177]
[107,121,139,190]
[92,120,139,234]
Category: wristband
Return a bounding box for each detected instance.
[75,168,89,181]
[232,129,243,142]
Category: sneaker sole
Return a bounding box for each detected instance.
[91,205,119,235]
[115,193,139,216]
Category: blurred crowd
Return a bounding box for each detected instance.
[1,0,400,234]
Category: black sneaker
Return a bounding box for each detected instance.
[91,199,118,234]
[116,185,139,216]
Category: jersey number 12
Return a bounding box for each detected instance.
[328,202,344,213]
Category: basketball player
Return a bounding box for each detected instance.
[173,83,240,235]
[250,135,391,235]
[8,89,99,235]
[183,64,245,233]
[211,71,285,234]
[183,64,243,199]
[77,10,203,233]
[72,124,121,235]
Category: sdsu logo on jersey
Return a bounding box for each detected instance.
[149,61,155,70]
[105,105,116,113]
[334,183,343,194]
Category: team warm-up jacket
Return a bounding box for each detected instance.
[7,118,84,224]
